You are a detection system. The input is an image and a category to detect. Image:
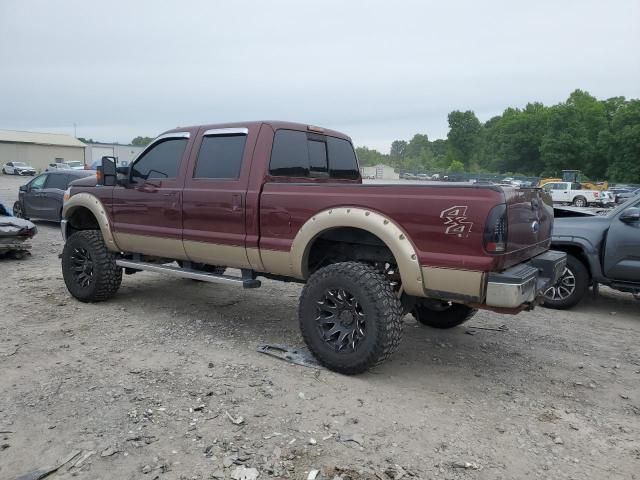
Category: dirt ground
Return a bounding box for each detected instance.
[1,173,639,480]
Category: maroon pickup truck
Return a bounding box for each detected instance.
[60,121,565,374]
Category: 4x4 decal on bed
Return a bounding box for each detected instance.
[440,205,473,238]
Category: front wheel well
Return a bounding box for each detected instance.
[65,206,100,238]
[551,245,592,280]
[305,227,398,277]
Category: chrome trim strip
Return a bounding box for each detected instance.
[203,128,249,136]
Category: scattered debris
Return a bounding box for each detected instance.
[230,465,259,480]
[308,438,317,445]
[452,461,480,470]
[14,450,82,480]
[307,469,320,480]
[257,344,322,369]
[100,446,121,457]
[466,324,508,332]
[225,411,245,425]
[337,433,364,447]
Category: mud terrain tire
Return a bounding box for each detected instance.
[62,230,122,302]
[412,300,477,328]
[298,262,403,375]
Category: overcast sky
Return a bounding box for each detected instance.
[1,0,638,152]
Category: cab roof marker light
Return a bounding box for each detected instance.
[307,125,324,133]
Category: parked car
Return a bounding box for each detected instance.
[542,181,614,207]
[2,161,36,176]
[13,170,95,221]
[543,194,640,308]
[64,161,85,170]
[46,163,73,172]
[59,120,565,374]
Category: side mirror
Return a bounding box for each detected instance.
[99,156,117,186]
[620,207,640,224]
[19,184,27,192]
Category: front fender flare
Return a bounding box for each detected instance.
[62,193,120,251]
[290,207,425,297]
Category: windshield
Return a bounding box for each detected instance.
[14,162,27,166]
[66,161,82,167]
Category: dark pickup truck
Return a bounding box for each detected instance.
[544,196,640,308]
[59,121,565,373]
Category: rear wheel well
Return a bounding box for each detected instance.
[306,227,398,277]
[551,244,592,280]
[66,206,100,237]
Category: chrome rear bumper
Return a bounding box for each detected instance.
[485,250,567,308]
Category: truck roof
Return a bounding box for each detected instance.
[163,120,352,142]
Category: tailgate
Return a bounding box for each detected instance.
[502,188,553,269]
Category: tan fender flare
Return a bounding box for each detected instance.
[62,193,120,251]
[290,207,425,297]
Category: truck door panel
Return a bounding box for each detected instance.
[603,200,640,282]
[182,128,255,269]
[111,133,192,259]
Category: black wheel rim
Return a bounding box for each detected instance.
[70,247,94,288]
[544,266,576,301]
[316,288,366,353]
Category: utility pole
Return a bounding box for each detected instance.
[73,123,77,138]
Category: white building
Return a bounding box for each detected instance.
[360,164,399,180]
[85,142,145,167]
[0,129,86,173]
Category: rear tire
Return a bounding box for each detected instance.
[62,230,122,302]
[412,300,477,329]
[298,262,403,375]
[542,254,589,309]
[573,196,587,207]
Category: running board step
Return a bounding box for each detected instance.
[115,259,261,288]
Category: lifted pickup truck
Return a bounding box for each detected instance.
[60,121,565,373]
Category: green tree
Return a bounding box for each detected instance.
[447,159,465,172]
[447,110,482,169]
[131,136,154,146]
[390,140,408,159]
[606,99,640,183]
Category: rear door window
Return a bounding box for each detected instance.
[131,138,187,182]
[270,130,309,177]
[194,134,246,179]
[270,130,358,179]
[45,174,69,190]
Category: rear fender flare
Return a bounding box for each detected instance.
[290,207,425,297]
[62,193,120,251]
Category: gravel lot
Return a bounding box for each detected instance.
[1,173,639,480]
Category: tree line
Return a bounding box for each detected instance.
[356,90,640,183]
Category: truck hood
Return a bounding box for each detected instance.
[69,175,98,188]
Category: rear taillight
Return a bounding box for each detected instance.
[484,204,508,253]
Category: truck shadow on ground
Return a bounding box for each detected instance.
[111,276,550,383]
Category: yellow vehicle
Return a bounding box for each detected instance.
[538,170,608,191]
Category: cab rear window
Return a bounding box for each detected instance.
[269,129,358,180]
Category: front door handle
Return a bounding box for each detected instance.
[232,194,242,212]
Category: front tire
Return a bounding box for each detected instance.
[298,262,403,375]
[13,201,26,219]
[62,230,122,302]
[412,300,477,329]
[542,254,589,309]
